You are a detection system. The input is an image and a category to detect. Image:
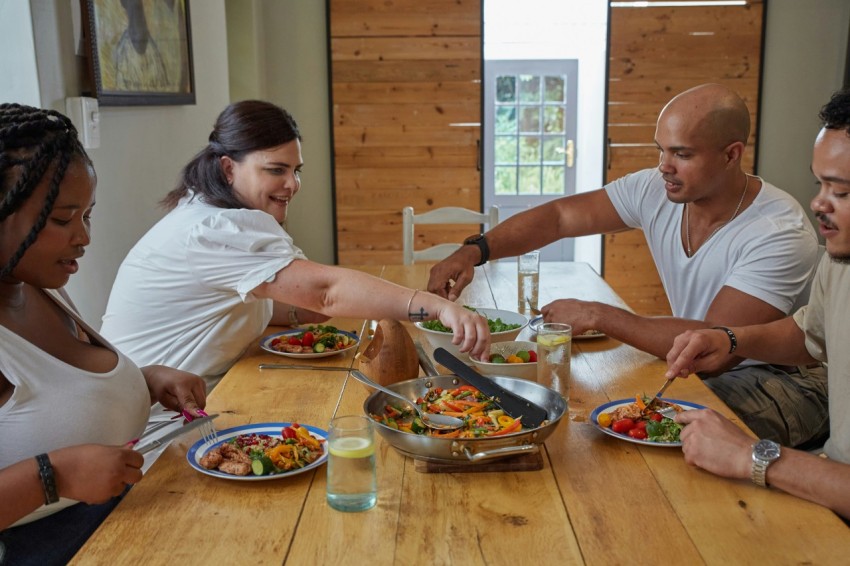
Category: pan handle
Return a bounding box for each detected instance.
[453,442,539,462]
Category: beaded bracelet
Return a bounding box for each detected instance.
[712,326,738,354]
[36,453,59,505]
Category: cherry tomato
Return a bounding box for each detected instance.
[611,418,635,434]
[628,427,648,440]
[288,336,302,346]
[301,332,315,347]
[282,426,297,439]
[527,351,538,363]
[650,412,664,422]
[270,338,282,347]
[634,420,648,431]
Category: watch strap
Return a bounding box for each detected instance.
[463,234,490,267]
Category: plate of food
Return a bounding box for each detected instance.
[187,422,328,480]
[260,325,359,359]
[529,316,605,340]
[590,397,706,447]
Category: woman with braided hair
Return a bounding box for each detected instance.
[0,104,207,565]
[100,100,491,388]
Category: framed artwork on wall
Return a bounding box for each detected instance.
[81,0,195,106]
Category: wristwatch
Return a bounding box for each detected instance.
[751,439,781,487]
[463,234,490,266]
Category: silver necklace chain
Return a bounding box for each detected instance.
[685,174,750,257]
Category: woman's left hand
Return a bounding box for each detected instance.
[141,365,207,417]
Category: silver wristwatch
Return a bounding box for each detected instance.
[751,439,781,487]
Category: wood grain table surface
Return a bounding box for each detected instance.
[72,262,850,565]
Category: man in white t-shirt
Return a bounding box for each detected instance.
[427,83,828,448]
[663,89,850,519]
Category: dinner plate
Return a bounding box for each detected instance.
[186,422,328,481]
[260,328,359,359]
[589,398,707,447]
[529,316,606,340]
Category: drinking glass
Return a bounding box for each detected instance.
[518,250,540,315]
[536,323,572,401]
[326,415,377,512]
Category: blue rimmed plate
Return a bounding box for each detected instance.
[529,316,606,340]
[186,422,328,481]
[260,328,359,359]
[590,398,707,447]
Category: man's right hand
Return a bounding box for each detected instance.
[427,246,479,301]
[665,328,733,379]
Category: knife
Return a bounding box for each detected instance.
[644,377,675,411]
[135,414,219,454]
[433,348,548,428]
[259,363,353,371]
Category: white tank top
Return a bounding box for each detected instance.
[0,289,150,526]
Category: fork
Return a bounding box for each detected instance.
[656,406,679,420]
[183,409,218,444]
[526,297,542,316]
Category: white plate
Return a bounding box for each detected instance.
[529,316,606,340]
[186,422,328,480]
[260,328,359,359]
[589,398,706,447]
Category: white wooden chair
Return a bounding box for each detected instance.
[402,205,499,265]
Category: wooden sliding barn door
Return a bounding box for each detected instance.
[328,0,482,265]
[604,0,765,315]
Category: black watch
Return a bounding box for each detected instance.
[463,234,490,266]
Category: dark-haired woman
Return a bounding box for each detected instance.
[101,100,490,388]
[0,104,206,564]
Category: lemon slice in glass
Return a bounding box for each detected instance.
[329,437,375,459]
[537,334,571,348]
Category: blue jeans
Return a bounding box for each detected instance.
[0,488,128,566]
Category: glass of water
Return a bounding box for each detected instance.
[326,415,377,512]
[518,250,540,315]
[536,323,572,402]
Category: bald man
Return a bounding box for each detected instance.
[427,83,828,448]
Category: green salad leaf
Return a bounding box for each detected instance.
[646,418,683,442]
[420,306,522,334]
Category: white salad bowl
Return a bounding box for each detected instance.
[470,340,538,380]
[415,307,529,363]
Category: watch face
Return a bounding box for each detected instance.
[755,439,781,461]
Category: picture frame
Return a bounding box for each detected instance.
[81,0,195,106]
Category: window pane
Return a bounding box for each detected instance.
[518,166,541,195]
[495,167,517,195]
[542,138,566,163]
[496,75,516,103]
[518,75,540,103]
[495,107,517,134]
[542,166,565,195]
[519,107,540,133]
[543,107,564,134]
[495,136,518,164]
[519,136,541,163]
[544,76,565,103]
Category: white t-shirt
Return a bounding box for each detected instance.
[101,193,307,384]
[794,255,850,463]
[0,290,150,526]
[605,168,818,320]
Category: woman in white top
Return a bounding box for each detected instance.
[101,101,491,386]
[0,104,206,565]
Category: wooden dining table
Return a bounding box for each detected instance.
[72,262,850,564]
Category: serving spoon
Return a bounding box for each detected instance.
[350,370,465,431]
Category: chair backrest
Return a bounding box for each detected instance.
[402,205,499,265]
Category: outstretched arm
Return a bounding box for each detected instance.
[665,316,816,379]
[427,190,628,300]
[542,284,791,361]
[675,408,850,519]
[252,260,492,359]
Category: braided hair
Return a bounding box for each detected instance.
[0,103,90,279]
[161,100,301,210]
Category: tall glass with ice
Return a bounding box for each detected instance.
[536,323,572,402]
[518,250,540,315]
[326,415,377,512]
